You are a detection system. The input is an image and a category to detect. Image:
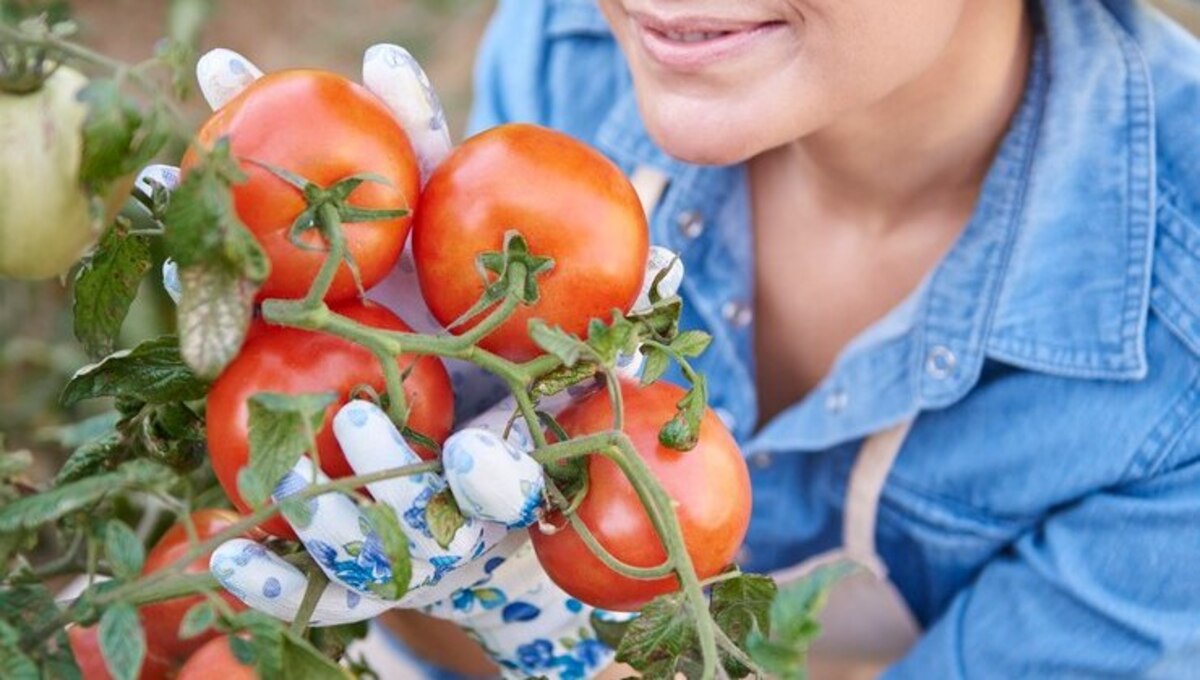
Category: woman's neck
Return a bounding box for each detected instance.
[765,1,1033,235]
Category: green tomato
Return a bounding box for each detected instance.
[0,66,98,280]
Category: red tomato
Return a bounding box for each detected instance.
[141,509,248,663]
[67,624,172,680]
[529,380,752,611]
[175,636,257,680]
[205,301,454,538]
[413,123,649,361]
[182,70,419,303]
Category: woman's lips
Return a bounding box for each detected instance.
[630,13,785,71]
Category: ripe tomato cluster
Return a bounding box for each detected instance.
[189,69,751,615]
[68,510,249,679]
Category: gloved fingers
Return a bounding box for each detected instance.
[196,48,264,110]
[443,428,544,529]
[634,245,685,313]
[401,528,526,611]
[209,538,393,625]
[134,164,180,198]
[332,400,486,564]
[269,457,414,601]
[361,43,453,185]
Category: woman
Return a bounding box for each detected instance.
[208,0,1200,677]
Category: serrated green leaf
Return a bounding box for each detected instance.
[178,600,215,639]
[744,561,858,679]
[61,335,208,407]
[72,223,153,359]
[176,264,255,380]
[0,584,66,635]
[0,460,174,532]
[670,330,712,358]
[39,412,122,449]
[241,392,335,507]
[0,619,39,680]
[98,603,145,680]
[528,320,587,367]
[531,362,599,398]
[711,574,777,677]
[614,592,705,679]
[231,610,285,677]
[628,295,682,340]
[103,520,144,580]
[362,504,412,601]
[54,435,123,485]
[639,347,670,386]
[586,311,639,365]
[424,489,465,550]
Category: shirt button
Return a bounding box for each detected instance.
[926,345,957,380]
[824,388,849,414]
[722,300,754,328]
[676,210,704,239]
[750,451,773,469]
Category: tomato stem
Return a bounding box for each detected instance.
[290,567,328,637]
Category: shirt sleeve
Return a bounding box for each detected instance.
[886,441,1200,678]
[466,0,549,135]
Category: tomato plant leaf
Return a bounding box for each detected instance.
[178,600,215,640]
[103,519,144,580]
[54,433,124,486]
[230,610,285,677]
[241,392,335,508]
[745,561,858,679]
[0,619,39,680]
[614,592,705,679]
[639,346,670,386]
[98,603,145,680]
[77,80,140,190]
[308,620,369,661]
[670,330,712,359]
[659,375,708,452]
[361,504,412,601]
[424,488,465,550]
[627,295,682,341]
[280,628,350,679]
[711,573,777,677]
[61,335,208,407]
[531,362,599,398]
[586,311,639,365]
[0,460,174,532]
[72,221,153,359]
[176,263,256,380]
[528,320,587,367]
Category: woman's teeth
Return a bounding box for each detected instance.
[664,30,729,43]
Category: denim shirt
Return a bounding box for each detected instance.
[465,1,1200,677]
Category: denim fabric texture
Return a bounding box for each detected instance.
[448,0,1200,677]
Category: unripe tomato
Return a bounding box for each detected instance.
[413,124,649,361]
[182,70,419,303]
[0,67,126,279]
[175,636,257,680]
[67,623,172,680]
[141,509,248,663]
[530,380,752,611]
[205,301,454,538]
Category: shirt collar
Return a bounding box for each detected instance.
[597,0,1155,381]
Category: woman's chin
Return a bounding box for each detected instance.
[637,96,776,167]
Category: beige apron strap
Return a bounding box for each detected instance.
[629,165,669,219]
[842,420,913,578]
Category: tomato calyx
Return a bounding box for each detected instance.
[249,160,410,299]
[0,20,72,95]
[446,230,555,331]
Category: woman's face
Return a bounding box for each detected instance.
[597,0,970,165]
